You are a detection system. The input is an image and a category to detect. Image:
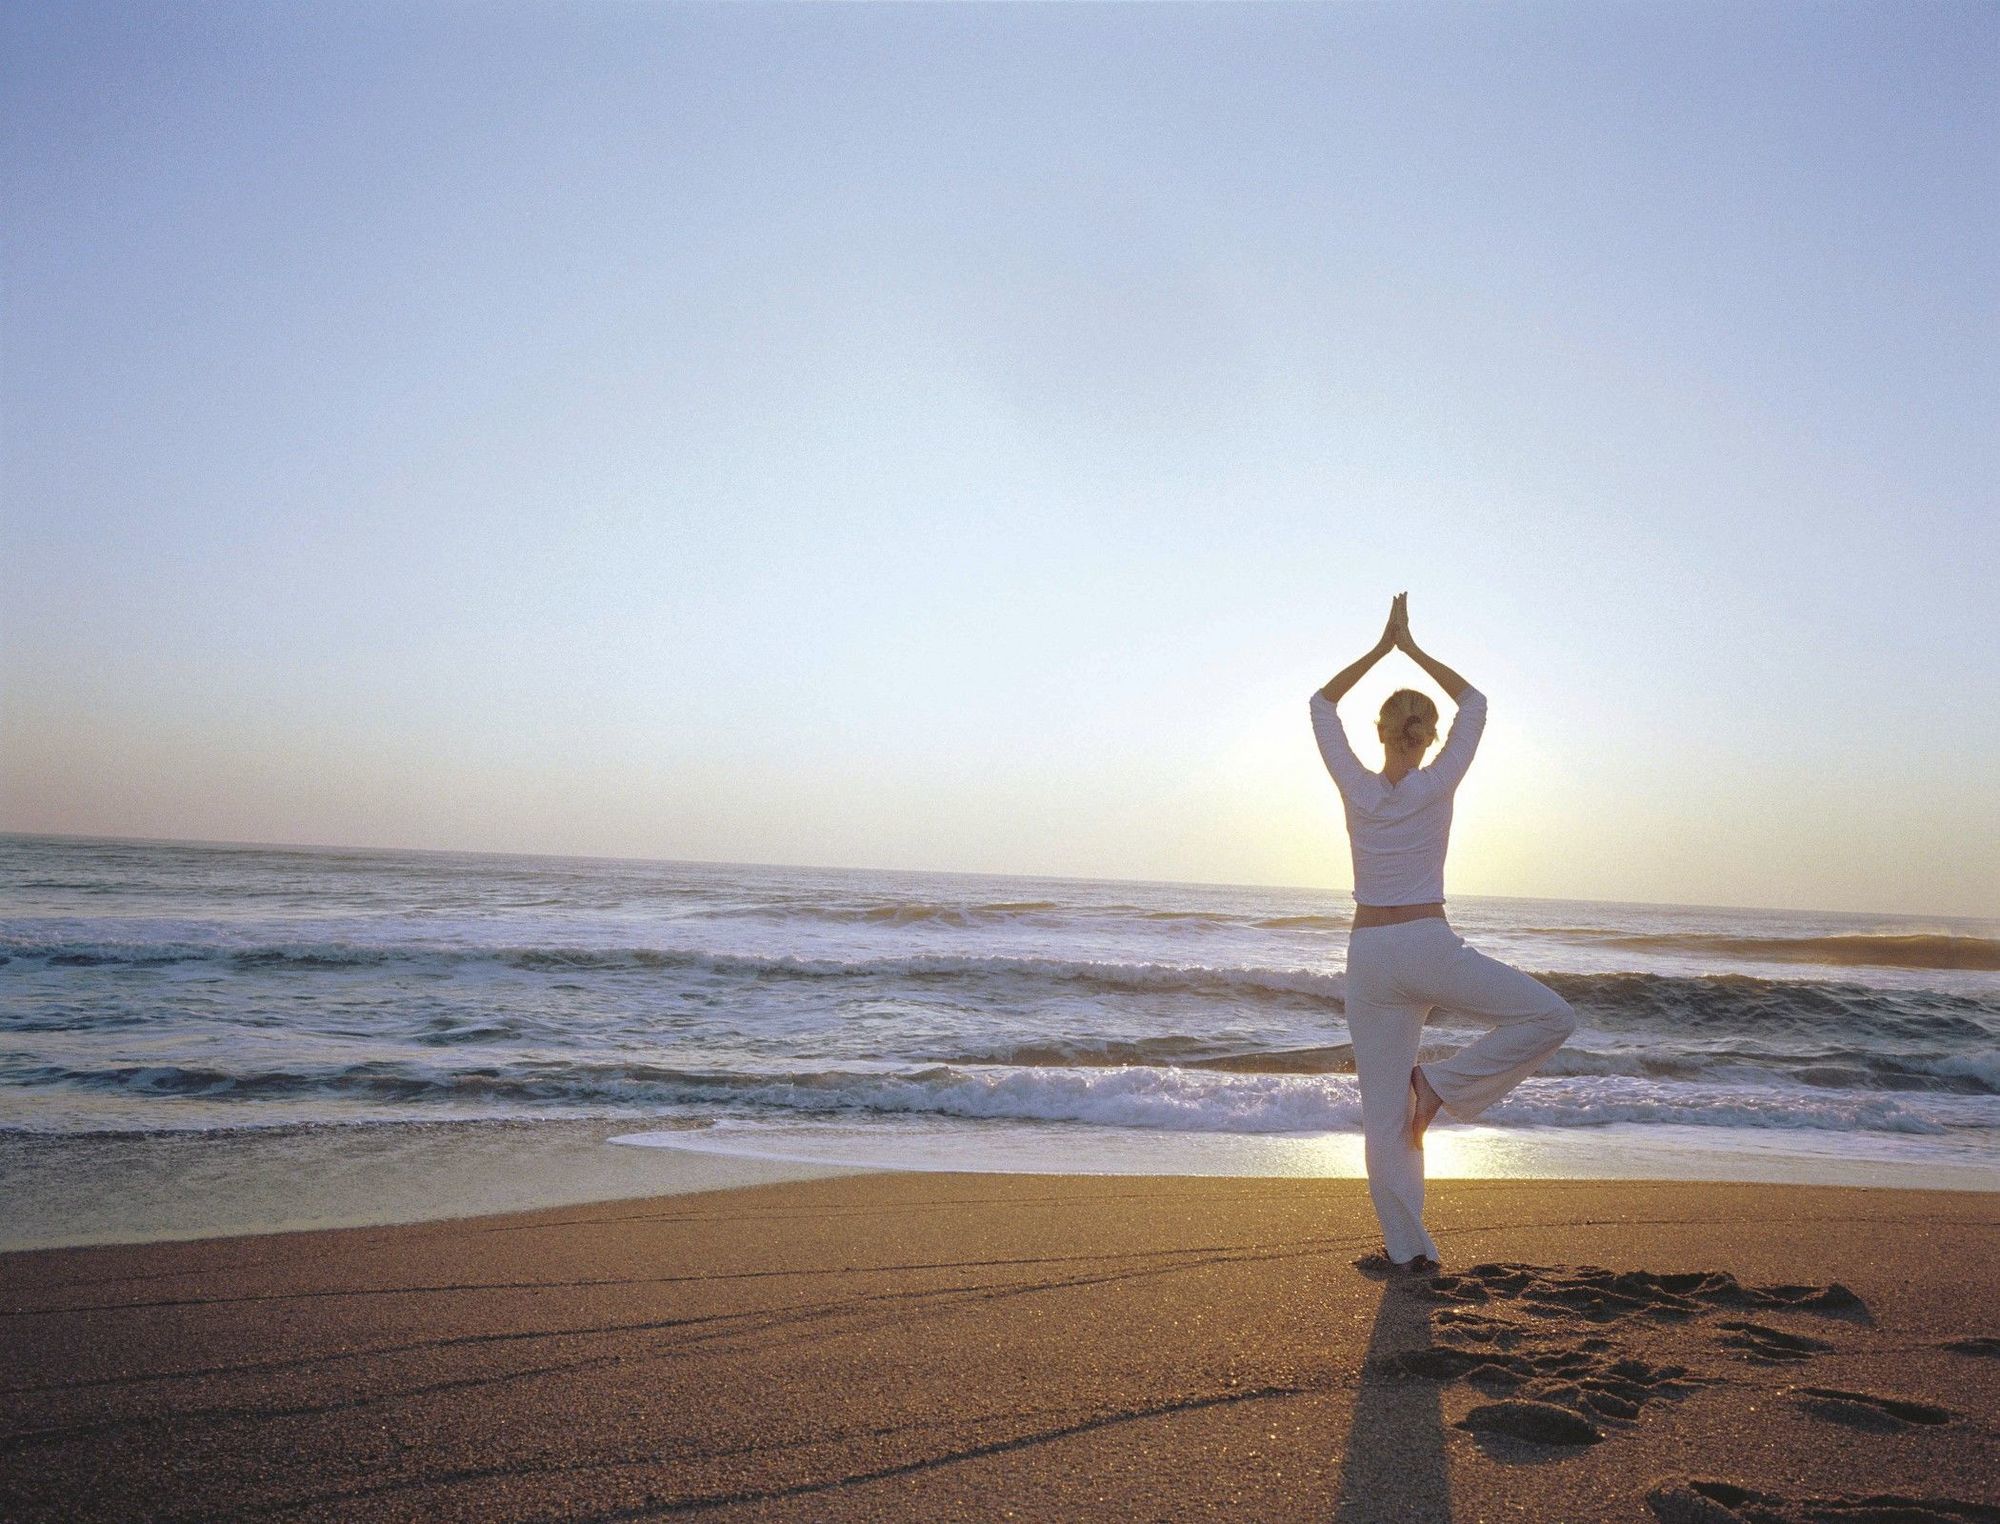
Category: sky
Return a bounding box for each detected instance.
[2,1,1995,919]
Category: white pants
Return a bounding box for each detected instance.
[1343,916,1577,1264]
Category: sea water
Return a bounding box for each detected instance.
[2,834,1995,1241]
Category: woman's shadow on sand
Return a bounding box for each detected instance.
[1330,1274,1453,1524]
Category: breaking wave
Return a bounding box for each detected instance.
[3,1058,1978,1136]
[941,1035,2000,1094]
[7,939,1995,1047]
[1530,929,2000,972]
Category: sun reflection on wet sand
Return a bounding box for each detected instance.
[1416,1125,1518,1178]
[613,1118,1997,1190]
[1256,1124,1522,1180]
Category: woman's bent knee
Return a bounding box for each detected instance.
[1543,997,1577,1043]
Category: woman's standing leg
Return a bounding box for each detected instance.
[1345,926,1440,1264]
[1410,923,1576,1122]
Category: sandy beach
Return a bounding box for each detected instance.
[9,0,1997,1516]
[2,1172,1994,1522]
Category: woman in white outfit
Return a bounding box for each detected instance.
[1311,593,1576,1273]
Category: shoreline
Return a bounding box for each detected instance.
[2,1172,1995,1522]
[4,1113,1994,1253]
[0,1118,860,1253]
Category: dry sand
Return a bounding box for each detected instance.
[1,1173,1995,1522]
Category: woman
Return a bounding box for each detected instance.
[1311,592,1576,1273]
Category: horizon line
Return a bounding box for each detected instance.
[2,829,1989,927]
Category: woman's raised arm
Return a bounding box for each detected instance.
[1393,598,1485,785]
[1394,599,1471,702]
[1316,595,1403,704]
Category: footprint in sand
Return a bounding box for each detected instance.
[1373,1312,1707,1451]
[1431,1306,1530,1349]
[1425,1262,1867,1324]
[1941,1335,2000,1358]
[1374,1263,1878,1460]
[1713,1320,1837,1363]
[1788,1385,1959,1433]
[1458,1398,1603,1447]
[1647,1475,2000,1524]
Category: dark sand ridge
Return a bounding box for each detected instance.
[1,1174,1995,1522]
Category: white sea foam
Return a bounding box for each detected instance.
[699,1065,1968,1136]
[6,838,1997,1173]
[729,1065,1365,1132]
[0,935,1352,1002]
[1921,1050,2000,1090]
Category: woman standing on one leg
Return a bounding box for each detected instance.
[1310,593,1577,1273]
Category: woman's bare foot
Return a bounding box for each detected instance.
[1410,1065,1444,1145]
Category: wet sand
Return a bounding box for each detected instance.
[1,1173,1995,1522]
[0,1120,856,1251]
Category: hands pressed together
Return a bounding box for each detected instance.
[1380,591,1415,654]
[1319,589,1471,706]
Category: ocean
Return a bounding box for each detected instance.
[2,833,1995,1241]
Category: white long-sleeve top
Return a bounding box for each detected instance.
[1309,685,1487,907]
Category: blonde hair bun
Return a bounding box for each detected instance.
[1378,688,1440,750]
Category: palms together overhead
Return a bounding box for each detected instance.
[1385,592,1413,652]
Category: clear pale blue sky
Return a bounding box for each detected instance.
[3,1,1995,917]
